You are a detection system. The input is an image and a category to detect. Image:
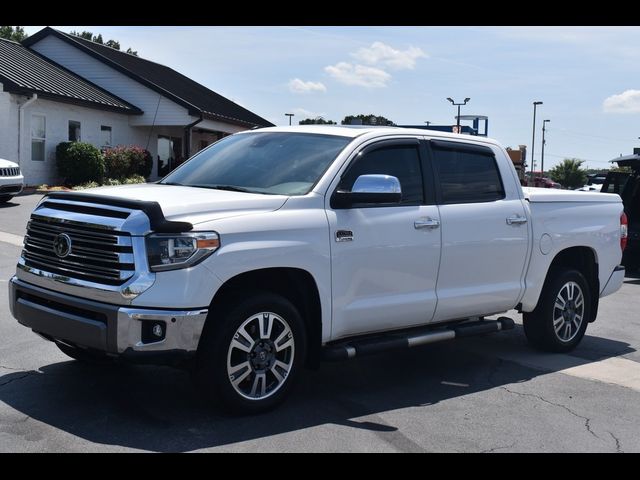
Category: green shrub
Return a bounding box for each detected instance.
[122,174,147,184]
[104,146,153,179]
[56,142,105,185]
[73,175,146,190]
[72,181,100,190]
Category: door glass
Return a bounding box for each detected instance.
[339,144,424,205]
[432,145,504,204]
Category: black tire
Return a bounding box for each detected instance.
[56,342,116,365]
[523,268,591,353]
[195,292,307,414]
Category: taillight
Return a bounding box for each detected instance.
[621,212,628,252]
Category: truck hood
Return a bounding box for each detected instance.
[0,158,19,168]
[523,187,621,203]
[80,184,289,224]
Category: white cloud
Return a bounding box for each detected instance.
[603,90,640,113]
[324,62,391,88]
[291,108,316,118]
[352,41,427,70]
[287,78,327,94]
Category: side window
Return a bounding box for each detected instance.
[339,144,424,205]
[432,144,505,204]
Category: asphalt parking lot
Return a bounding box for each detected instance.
[1,194,639,452]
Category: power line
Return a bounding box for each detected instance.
[547,127,638,143]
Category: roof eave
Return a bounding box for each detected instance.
[3,84,142,115]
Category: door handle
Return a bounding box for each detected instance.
[414,218,440,229]
[506,215,528,225]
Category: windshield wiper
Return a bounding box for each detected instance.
[191,184,255,193]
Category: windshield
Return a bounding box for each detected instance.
[161,132,351,195]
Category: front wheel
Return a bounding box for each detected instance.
[195,292,306,414]
[523,268,591,352]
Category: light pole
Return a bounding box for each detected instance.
[446,97,470,132]
[541,119,550,177]
[285,113,294,125]
[531,101,543,179]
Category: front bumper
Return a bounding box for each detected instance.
[9,277,208,364]
[0,179,24,196]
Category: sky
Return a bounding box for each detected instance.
[22,26,640,171]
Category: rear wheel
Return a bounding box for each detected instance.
[523,268,591,352]
[195,292,306,414]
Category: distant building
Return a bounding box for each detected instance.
[506,145,527,182]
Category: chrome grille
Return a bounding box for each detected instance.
[23,215,134,286]
[0,167,20,177]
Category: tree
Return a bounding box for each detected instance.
[0,26,28,42]
[299,117,336,125]
[341,114,395,126]
[69,30,138,56]
[548,158,588,189]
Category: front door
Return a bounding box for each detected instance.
[327,139,442,340]
[428,139,530,322]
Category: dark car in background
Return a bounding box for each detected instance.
[603,155,640,271]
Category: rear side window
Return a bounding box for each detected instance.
[339,144,424,205]
[431,143,505,204]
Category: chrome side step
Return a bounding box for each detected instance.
[322,317,515,361]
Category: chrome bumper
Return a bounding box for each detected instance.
[9,276,208,358]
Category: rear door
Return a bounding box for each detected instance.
[429,140,530,322]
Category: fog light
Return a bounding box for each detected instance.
[141,321,166,344]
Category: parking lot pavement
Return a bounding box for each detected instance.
[1,199,639,452]
[0,193,43,237]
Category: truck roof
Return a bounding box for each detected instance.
[246,125,503,147]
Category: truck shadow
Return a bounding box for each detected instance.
[0,326,634,452]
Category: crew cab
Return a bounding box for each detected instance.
[9,126,627,413]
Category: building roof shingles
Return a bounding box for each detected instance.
[0,38,141,114]
[24,28,273,128]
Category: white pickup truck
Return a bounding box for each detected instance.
[9,126,627,413]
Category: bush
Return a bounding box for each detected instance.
[72,175,146,190]
[104,146,153,180]
[56,142,105,185]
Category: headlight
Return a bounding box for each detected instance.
[146,232,220,271]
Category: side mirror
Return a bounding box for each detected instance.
[331,174,402,209]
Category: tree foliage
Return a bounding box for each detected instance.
[69,30,138,56]
[341,114,395,126]
[0,26,28,42]
[298,117,336,125]
[548,158,588,189]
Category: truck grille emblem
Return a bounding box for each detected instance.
[53,233,72,258]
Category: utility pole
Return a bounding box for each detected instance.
[285,113,294,125]
[531,101,543,179]
[541,119,550,177]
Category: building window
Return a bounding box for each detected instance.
[101,126,112,149]
[31,114,46,161]
[157,135,183,176]
[68,120,81,142]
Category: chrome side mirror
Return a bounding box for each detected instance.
[331,174,402,209]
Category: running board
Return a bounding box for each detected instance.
[322,317,515,361]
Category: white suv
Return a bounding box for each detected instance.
[0,158,24,203]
